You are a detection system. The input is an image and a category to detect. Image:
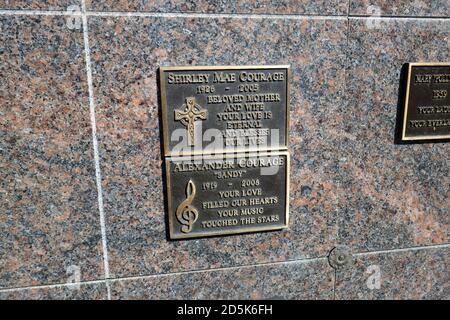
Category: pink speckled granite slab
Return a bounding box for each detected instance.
[335,246,450,299]
[0,4,448,300]
[85,0,348,15]
[0,15,104,289]
[0,0,80,10]
[110,258,334,299]
[0,282,108,300]
[338,18,450,253]
[350,0,450,17]
[88,15,348,278]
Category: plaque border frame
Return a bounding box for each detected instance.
[165,151,290,240]
[159,65,291,156]
[402,62,450,141]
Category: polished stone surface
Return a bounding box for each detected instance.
[88,15,348,278]
[339,18,450,252]
[0,282,108,300]
[236,0,348,15]
[0,4,448,301]
[0,0,79,10]
[110,258,334,299]
[0,15,104,289]
[350,1,450,17]
[86,0,348,15]
[335,246,450,299]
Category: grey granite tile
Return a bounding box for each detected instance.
[89,15,349,278]
[0,0,80,10]
[0,282,108,300]
[335,246,450,299]
[110,258,334,299]
[0,16,104,288]
[350,1,450,17]
[85,0,348,15]
[85,0,236,13]
[236,0,348,15]
[339,18,450,252]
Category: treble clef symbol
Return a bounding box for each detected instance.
[176,180,199,233]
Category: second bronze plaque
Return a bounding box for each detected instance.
[166,152,290,239]
[401,62,450,141]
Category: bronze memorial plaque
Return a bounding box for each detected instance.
[160,65,290,156]
[159,65,291,239]
[166,152,289,239]
[401,62,450,141]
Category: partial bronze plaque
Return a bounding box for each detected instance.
[166,151,289,239]
[160,65,290,156]
[401,62,450,141]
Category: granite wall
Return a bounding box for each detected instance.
[0,1,448,300]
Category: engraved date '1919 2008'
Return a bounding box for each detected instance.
[166,152,290,239]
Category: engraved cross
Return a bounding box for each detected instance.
[174,97,208,146]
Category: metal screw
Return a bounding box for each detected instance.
[328,245,352,269]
